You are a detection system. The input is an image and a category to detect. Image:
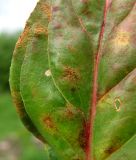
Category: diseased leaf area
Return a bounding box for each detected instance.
[9,0,136,160]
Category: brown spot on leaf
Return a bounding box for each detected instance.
[63,67,80,83]
[105,146,117,154]
[64,103,84,119]
[43,116,55,129]
[64,103,76,119]
[78,120,91,151]
[16,25,30,47]
[78,126,87,150]
[104,144,121,158]
[42,115,57,135]
[34,24,48,36]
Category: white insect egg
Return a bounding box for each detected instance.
[45,69,51,77]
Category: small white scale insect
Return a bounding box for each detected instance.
[45,69,51,77]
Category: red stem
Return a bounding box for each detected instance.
[85,1,111,160]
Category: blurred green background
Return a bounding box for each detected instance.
[0,32,48,160]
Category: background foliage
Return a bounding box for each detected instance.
[0,32,19,91]
[0,32,46,160]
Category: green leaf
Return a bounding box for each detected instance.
[9,0,49,143]
[10,0,136,160]
[106,134,136,160]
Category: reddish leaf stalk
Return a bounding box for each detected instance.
[85,1,111,160]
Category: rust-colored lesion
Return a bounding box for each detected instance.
[42,115,57,134]
[40,3,52,21]
[64,103,77,119]
[63,66,80,83]
[57,103,84,121]
[34,24,48,36]
[16,24,30,47]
